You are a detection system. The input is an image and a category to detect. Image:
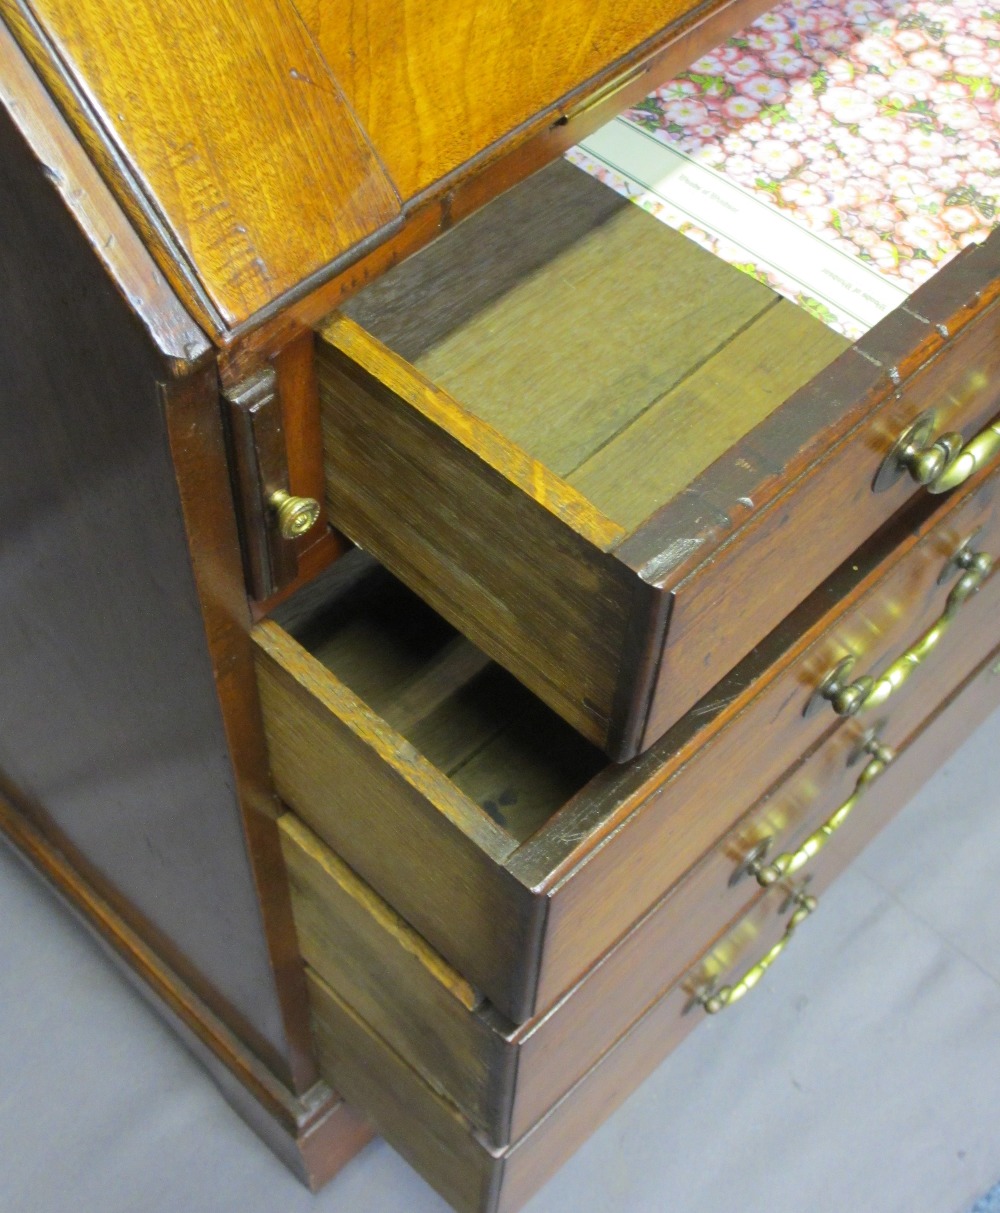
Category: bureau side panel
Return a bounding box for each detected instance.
[0,104,294,1079]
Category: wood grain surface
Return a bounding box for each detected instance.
[317,314,644,746]
[3,0,779,342]
[1,0,401,332]
[624,226,1000,750]
[0,90,310,1086]
[0,21,208,372]
[348,158,847,528]
[347,160,783,485]
[253,619,547,1022]
[522,466,1000,1010]
[301,0,717,199]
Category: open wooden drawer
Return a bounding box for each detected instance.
[316,157,1000,760]
[278,574,992,1151]
[254,466,1000,1023]
[297,638,1000,1213]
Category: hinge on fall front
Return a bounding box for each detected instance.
[223,367,321,600]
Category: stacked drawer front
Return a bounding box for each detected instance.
[256,458,1000,1211]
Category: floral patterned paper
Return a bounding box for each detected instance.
[568,0,1000,335]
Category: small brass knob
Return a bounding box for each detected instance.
[269,490,321,540]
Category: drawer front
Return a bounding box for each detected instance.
[317,172,1000,760]
[302,641,1000,1213]
[282,540,1000,1148]
[257,466,1000,1024]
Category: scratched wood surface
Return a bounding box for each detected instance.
[255,469,1000,1024]
[3,0,775,338]
[300,633,1000,1213]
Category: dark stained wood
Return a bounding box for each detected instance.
[163,367,326,1094]
[1,0,402,333]
[0,794,373,1190]
[302,632,1000,1212]
[0,62,320,1095]
[524,466,1000,1010]
[304,638,1000,1212]
[224,367,302,599]
[255,468,1000,1024]
[318,164,1000,758]
[259,329,348,613]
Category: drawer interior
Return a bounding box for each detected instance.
[273,550,604,845]
[341,156,850,533]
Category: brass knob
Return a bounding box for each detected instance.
[269,490,321,540]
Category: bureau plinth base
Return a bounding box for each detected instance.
[0,793,373,1191]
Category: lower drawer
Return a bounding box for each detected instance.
[303,642,1000,1213]
[281,508,1000,1148]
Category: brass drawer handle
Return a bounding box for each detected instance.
[700,888,816,1015]
[875,410,1000,495]
[269,489,321,540]
[744,735,893,889]
[806,542,992,718]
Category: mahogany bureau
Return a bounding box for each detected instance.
[2,1,999,1209]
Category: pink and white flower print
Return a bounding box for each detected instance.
[572,0,1000,329]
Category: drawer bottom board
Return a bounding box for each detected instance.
[305,643,1000,1213]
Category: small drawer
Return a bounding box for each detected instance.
[316,159,1000,760]
[255,468,1000,1023]
[301,638,1000,1213]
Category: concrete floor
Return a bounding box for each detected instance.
[3,706,1000,1213]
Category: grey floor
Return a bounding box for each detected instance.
[3,707,1000,1213]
